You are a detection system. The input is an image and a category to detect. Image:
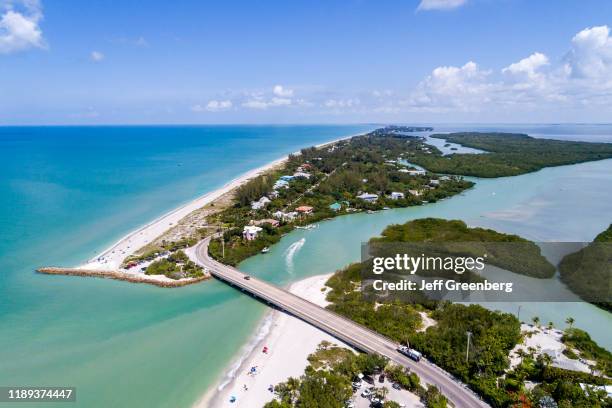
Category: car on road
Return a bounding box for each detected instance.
[363,375,374,385]
[361,388,371,398]
[392,382,401,390]
[378,374,385,383]
[243,275,251,280]
[351,380,362,390]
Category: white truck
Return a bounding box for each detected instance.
[397,345,422,362]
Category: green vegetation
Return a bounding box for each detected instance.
[507,353,611,407]
[325,264,523,406]
[209,129,474,266]
[265,341,448,408]
[410,132,612,177]
[562,328,612,376]
[371,218,556,278]
[558,224,612,311]
[264,343,389,408]
[144,250,204,279]
[320,218,612,406]
[123,234,202,266]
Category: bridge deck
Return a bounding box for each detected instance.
[195,238,487,408]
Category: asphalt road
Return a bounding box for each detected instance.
[195,238,489,408]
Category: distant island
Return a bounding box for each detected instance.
[559,224,612,312]
[410,132,612,177]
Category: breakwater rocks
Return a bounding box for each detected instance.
[37,267,210,288]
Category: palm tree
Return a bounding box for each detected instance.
[565,317,575,329]
[532,316,540,327]
[547,321,554,330]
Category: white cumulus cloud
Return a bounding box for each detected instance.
[90,50,104,62]
[205,100,233,112]
[564,25,612,81]
[405,25,612,113]
[502,52,549,79]
[273,85,293,97]
[417,0,467,11]
[0,0,45,54]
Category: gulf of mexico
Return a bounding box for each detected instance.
[0,125,373,408]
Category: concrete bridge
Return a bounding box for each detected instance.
[195,238,488,408]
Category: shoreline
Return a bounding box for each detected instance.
[194,273,345,408]
[79,132,367,272]
[37,267,210,287]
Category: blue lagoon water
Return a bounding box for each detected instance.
[0,125,374,408]
[1,124,610,407]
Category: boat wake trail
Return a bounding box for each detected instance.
[284,238,305,274]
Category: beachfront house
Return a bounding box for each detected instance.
[243,225,263,241]
[439,175,451,181]
[273,179,289,190]
[280,175,295,182]
[357,193,379,203]
[251,196,271,210]
[389,192,405,200]
[272,210,297,221]
[296,163,313,172]
[429,179,440,187]
[296,205,314,215]
[402,169,426,176]
[329,202,342,211]
[293,171,311,179]
[408,189,422,197]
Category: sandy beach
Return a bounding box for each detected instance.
[81,133,363,271]
[195,273,349,408]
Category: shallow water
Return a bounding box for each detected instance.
[1,124,610,408]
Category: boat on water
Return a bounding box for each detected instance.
[261,247,270,253]
[295,224,318,230]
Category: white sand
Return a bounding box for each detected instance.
[195,273,346,408]
[509,324,595,373]
[81,134,362,271]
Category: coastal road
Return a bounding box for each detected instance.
[195,238,489,408]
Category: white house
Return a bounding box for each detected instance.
[408,189,422,197]
[251,196,271,210]
[243,225,263,240]
[390,192,405,200]
[357,193,379,202]
[404,169,426,176]
[272,210,297,221]
[293,171,311,179]
[429,179,440,187]
[273,179,289,189]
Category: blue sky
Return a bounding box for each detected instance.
[1,0,612,124]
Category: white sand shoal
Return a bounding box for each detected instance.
[82,133,363,271]
[195,273,347,408]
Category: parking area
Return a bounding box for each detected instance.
[348,376,424,408]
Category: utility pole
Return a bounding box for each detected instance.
[466,331,472,363]
[218,224,225,258]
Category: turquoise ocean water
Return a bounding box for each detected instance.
[1,124,610,407]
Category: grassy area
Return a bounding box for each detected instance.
[410,132,612,177]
